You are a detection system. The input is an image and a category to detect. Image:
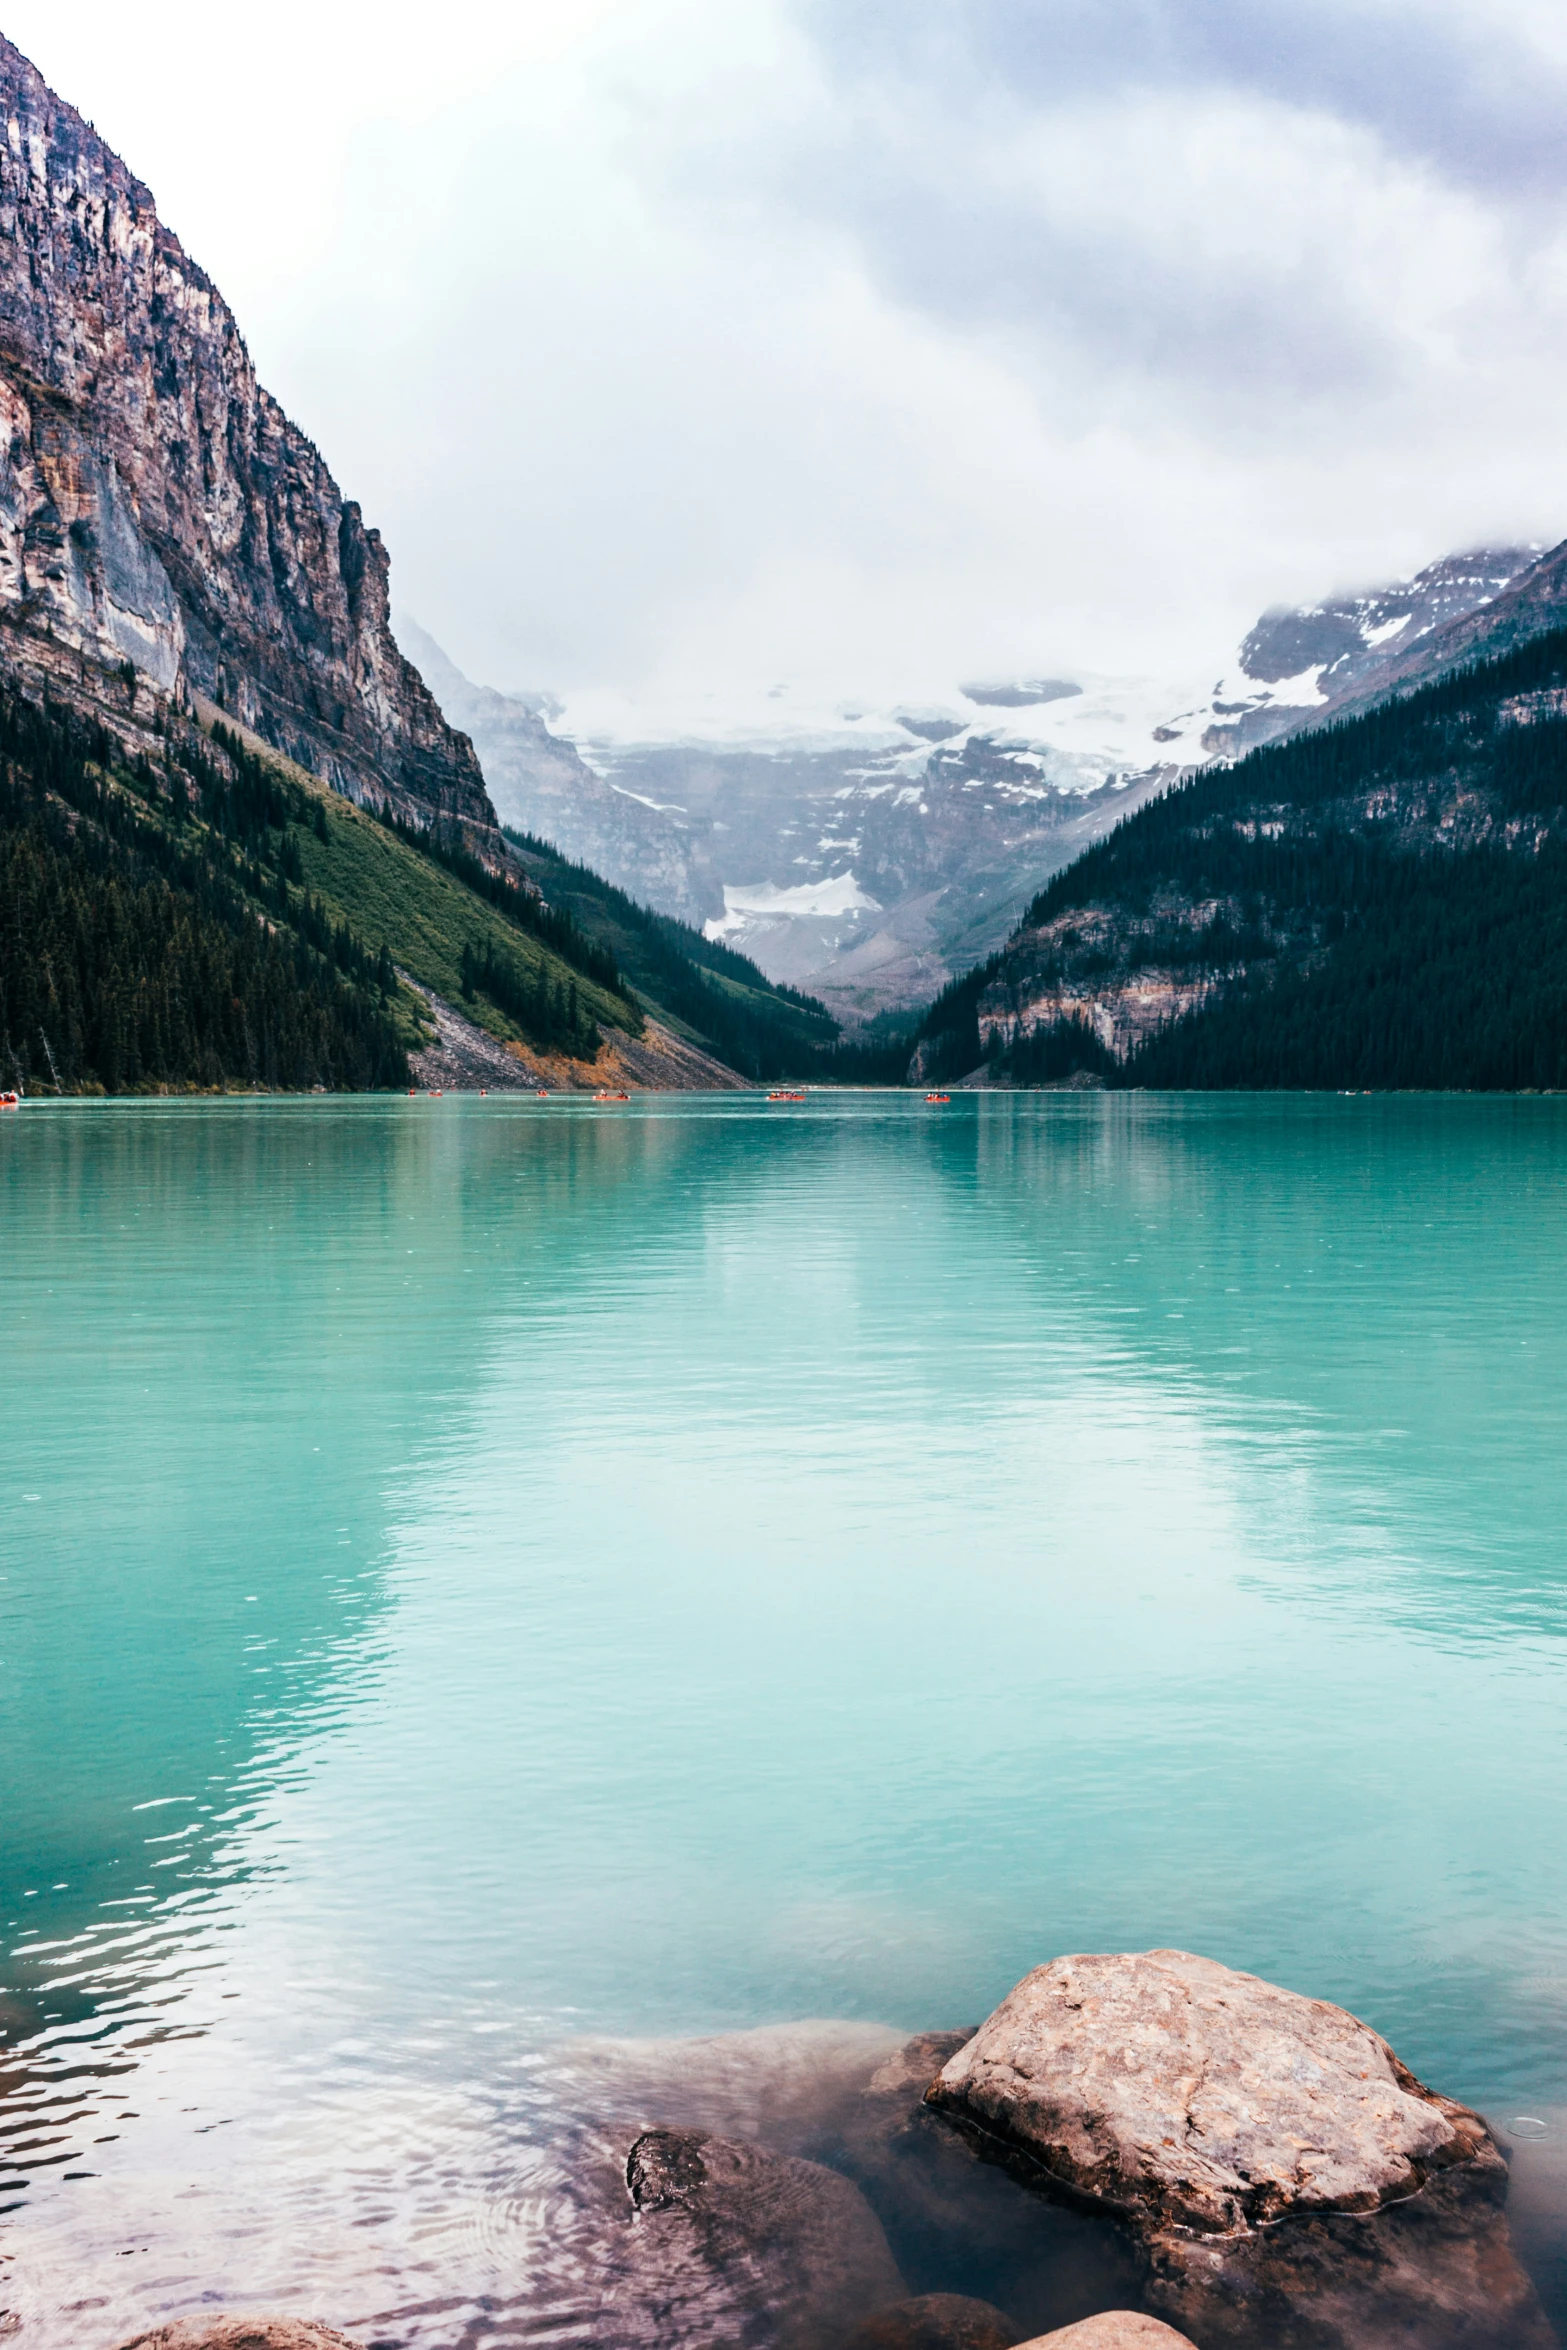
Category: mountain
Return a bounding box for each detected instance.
[1200,546,1540,756]
[395,617,700,916]
[0,37,495,845]
[912,612,1567,1092]
[0,39,867,1095]
[408,546,1537,1023]
[0,658,877,1095]
[1308,537,1567,721]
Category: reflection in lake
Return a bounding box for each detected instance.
[2,1094,1565,2342]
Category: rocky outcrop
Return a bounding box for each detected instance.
[925,1951,1554,2350]
[973,902,1236,1066]
[0,37,498,846]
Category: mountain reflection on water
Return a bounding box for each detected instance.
[1,1093,1564,2345]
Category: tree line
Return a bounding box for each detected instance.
[374,802,632,1005]
[1,692,408,1093]
[917,623,1567,1092]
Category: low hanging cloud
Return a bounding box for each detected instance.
[8,0,1567,703]
[714,0,1567,426]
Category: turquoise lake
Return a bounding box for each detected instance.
[2,1091,1565,2343]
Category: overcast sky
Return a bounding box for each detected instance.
[10,0,1567,712]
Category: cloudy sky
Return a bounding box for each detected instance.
[10,0,1567,715]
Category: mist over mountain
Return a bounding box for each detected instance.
[407,542,1537,1022]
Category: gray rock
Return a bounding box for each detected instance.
[926,1950,1555,2350]
[845,2291,1022,2348]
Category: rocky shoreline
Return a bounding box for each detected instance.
[95,1952,1555,2350]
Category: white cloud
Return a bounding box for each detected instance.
[7,0,1567,713]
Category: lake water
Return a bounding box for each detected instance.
[2,1092,1565,2346]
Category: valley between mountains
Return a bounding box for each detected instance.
[1,24,1565,1097]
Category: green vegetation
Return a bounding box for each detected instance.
[458,935,600,1058]
[0,691,407,1094]
[1,670,917,1094]
[504,827,913,1081]
[215,740,634,1061]
[372,797,629,1002]
[911,957,1002,1084]
[919,626,1567,1092]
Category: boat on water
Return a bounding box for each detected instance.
[594,1090,630,1102]
[767,1090,808,1102]
[925,1092,951,1103]
[0,1090,20,1109]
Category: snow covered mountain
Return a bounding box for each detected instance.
[401,544,1539,1020]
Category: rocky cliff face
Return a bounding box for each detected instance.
[0,37,498,844]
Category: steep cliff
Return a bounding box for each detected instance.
[0,36,498,844]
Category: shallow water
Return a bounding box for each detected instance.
[2,1091,1565,2343]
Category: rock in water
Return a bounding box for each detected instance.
[925,1949,1555,2350]
[1014,2322,1195,2350]
[618,2125,906,2347]
[838,2033,1149,2340]
[845,2290,1022,2347]
[112,2324,362,2350]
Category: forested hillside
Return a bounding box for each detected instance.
[504,829,912,1084]
[0,692,410,1094]
[915,627,1567,1090]
[0,685,640,1094]
[0,675,908,1095]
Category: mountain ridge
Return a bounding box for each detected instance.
[912,618,1567,1091]
[408,544,1540,1021]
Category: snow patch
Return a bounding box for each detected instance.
[705,873,882,940]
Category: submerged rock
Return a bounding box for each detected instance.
[925,1949,1555,2350]
[615,2124,905,2347]
[112,2324,361,2350]
[845,2292,1022,2348]
[838,2032,1147,2340]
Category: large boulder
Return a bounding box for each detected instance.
[1015,2322,1195,2350]
[925,1950,1555,2350]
